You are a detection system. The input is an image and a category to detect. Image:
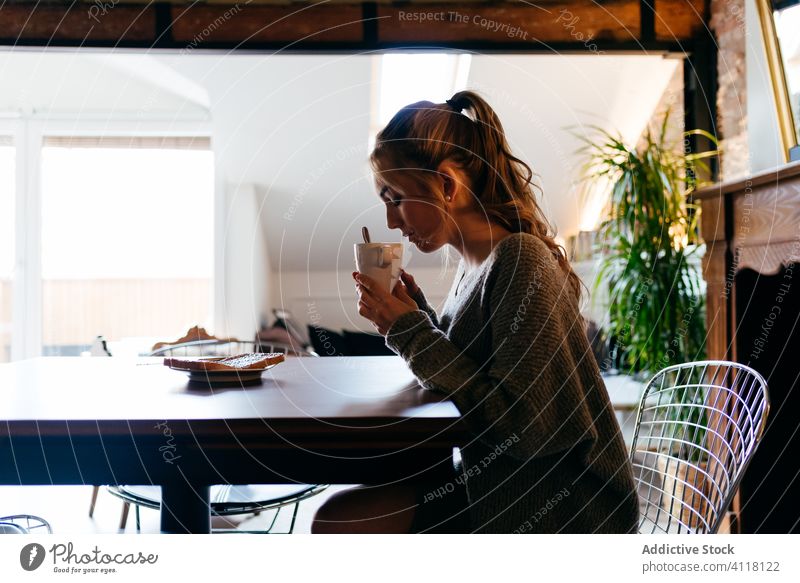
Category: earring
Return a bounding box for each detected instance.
[445,196,451,202]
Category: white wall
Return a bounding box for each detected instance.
[1,50,683,340]
[572,259,607,325]
[218,182,271,338]
[157,52,679,261]
[171,53,680,334]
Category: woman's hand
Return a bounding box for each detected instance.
[354,271,418,336]
[399,269,420,297]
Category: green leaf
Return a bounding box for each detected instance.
[581,110,710,457]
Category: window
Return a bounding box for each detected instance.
[0,137,13,362]
[39,137,214,356]
[370,53,472,145]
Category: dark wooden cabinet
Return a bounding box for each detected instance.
[694,161,800,533]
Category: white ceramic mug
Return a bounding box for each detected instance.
[354,242,403,293]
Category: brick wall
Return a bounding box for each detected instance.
[711,0,750,180]
[636,61,685,153]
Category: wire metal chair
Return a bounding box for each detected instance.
[629,360,769,534]
[107,484,328,534]
[92,337,325,533]
[0,515,52,534]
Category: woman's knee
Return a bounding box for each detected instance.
[311,485,417,534]
[312,489,358,534]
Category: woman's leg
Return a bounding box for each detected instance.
[311,484,418,534]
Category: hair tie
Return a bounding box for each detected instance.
[446,98,462,113]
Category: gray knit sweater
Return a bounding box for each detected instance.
[385,232,639,533]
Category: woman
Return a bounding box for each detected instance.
[312,91,639,534]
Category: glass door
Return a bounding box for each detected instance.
[39,137,215,356]
[0,136,14,362]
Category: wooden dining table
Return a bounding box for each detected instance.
[0,356,465,533]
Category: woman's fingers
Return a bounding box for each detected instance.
[354,271,414,335]
[356,283,378,305]
[400,269,419,294]
[357,300,371,318]
[357,289,377,309]
[393,281,418,310]
[354,273,386,302]
[393,282,410,300]
[355,273,375,290]
[353,272,374,299]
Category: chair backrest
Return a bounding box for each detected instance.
[629,360,769,534]
[0,522,28,534]
[0,514,52,534]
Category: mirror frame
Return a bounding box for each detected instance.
[757,0,800,161]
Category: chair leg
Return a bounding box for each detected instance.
[288,502,300,534]
[119,502,130,531]
[88,486,100,518]
[135,505,141,533]
[264,507,280,533]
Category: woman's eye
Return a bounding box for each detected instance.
[378,186,400,207]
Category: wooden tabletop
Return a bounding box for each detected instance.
[0,356,465,487]
[0,355,460,423]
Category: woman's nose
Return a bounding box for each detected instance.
[386,206,402,230]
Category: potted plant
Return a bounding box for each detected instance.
[580,113,719,528]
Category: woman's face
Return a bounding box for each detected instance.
[377,179,449,253]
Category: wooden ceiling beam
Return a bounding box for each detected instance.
[0,1,708,50]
